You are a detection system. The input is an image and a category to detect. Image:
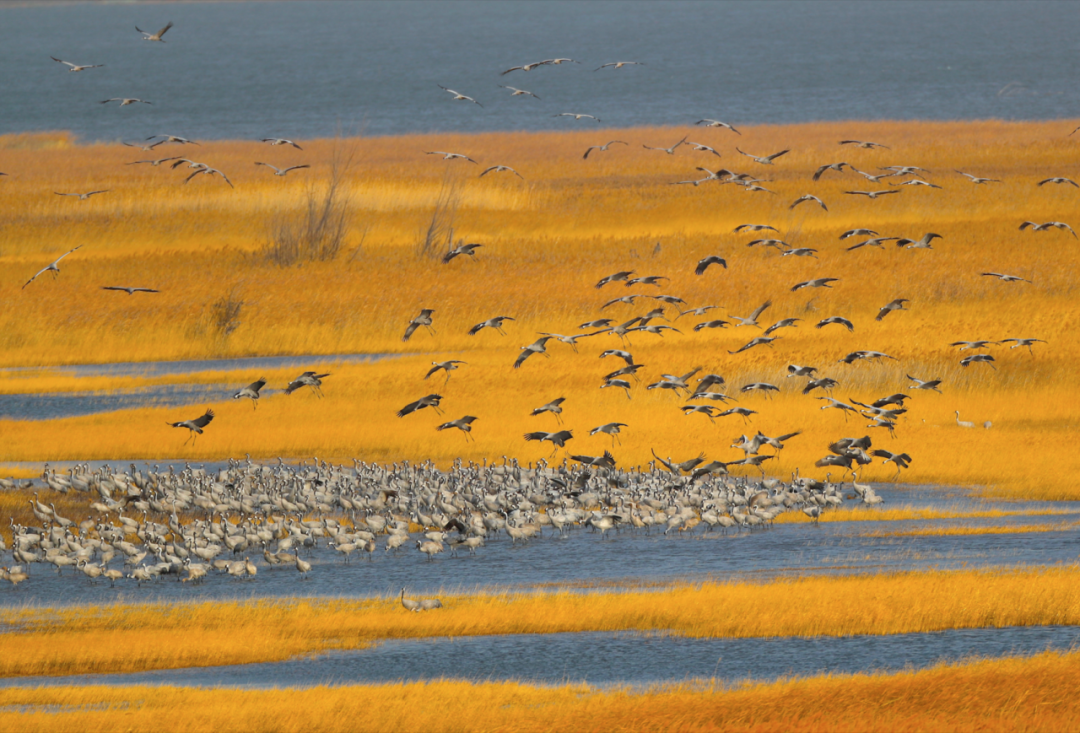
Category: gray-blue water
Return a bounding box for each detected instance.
[3,627,1078,689]
[0,353,392,379]
[4,483,1079,608]
[2,1,1076,143]
[0,353,394,420]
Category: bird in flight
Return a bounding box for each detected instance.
[981,272,1031,283]
[844,189,900,199]
[147,134,199,146]
[792,277,839,291]
[285,371,330,397]
[890,179,942,189]
[949,340,996,350]
[437,416,478,441]
[595,61,645,71]
[729,336,778,355]
[123,140,166,151]
[523,429,574,455]
[515,336,554,368]
[22,246,83,289]
[596,271,634,288]
[480,165,523,179]
[403,309,435,341]
[840,140,890,149]
[729,300,772,327]
[261,138,303,150]
[1000,337,1046,355]
[790,194,827,211]
[876,298,909,320]
[426,151,477,163]
[816,316,854,332]
[643,136,687,155]
[583,141,628,159]
[906,375,942,393]
[955,170,1002,184]
[425,360,467,384]
[501,60,554,75]
[51,57,104,72]
[255,162,310,176]
[186,167,233,187]
[55,190,109,200]
[499,85,540,99]
[438,85,482,106]
[960,354,996,369]
[895,232,942,249]
[764,318,800,336]
[839,228,878,239]
[736,148,789,165]
[102,286,159,295]
[468,315,515,336]
[695,256,727,275]
[233,378,267,409]
[696,119,740,134]
[685,141,722,157]
[733,223,777,233]
[136,21,173,41]
[442,242,482,263]
[554,113,600,122]
[1037,177,1078,187]
[100,98,152,106]
[167,408,214,444]
[1019,221,1076,237]
[398,394,444,417]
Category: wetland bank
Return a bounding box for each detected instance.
[3,1,1080,731]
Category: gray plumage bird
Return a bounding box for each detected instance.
[398,394,443,418]
[136,21,173,41]
[403,309,435,341]
[876,299,909,321]
[436,416,478,441]
[468,315,515,335]
[167,409,214,444]
[285,371,330,397]
[233,378,267,409]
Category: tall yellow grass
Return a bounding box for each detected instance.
[4,649,1080,732]
[4,567,1080,678]
[2,121,1078,497]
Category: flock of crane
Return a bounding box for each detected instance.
[4,22,1065,594]
[2,451,884,590]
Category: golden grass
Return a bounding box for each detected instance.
[771,505,1074,524]
[4,649,1080,732]
[861,521,1080,537]
[2,121,1079,498]
[5,567,1080,678]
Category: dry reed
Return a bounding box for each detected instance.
[4,567,1080,678]
[2,121,1078,499]
[3,649,1080,732]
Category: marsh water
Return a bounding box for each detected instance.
[4,626,1080,689]
[2,1,1077,143]
[4,483,1079,608]
[3,0,1079,692]
[3,466,1079,687]
[0,353,393,421]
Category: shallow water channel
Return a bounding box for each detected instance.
[3,484,1079,608]
[0,353,393,421]
[4,626,1079,689]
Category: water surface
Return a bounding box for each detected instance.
[2,1,1076,143]
[3,626,1077,689]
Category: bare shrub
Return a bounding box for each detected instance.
[210,288,244,338]
[417,172,463,259]
[264,140,356,266]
